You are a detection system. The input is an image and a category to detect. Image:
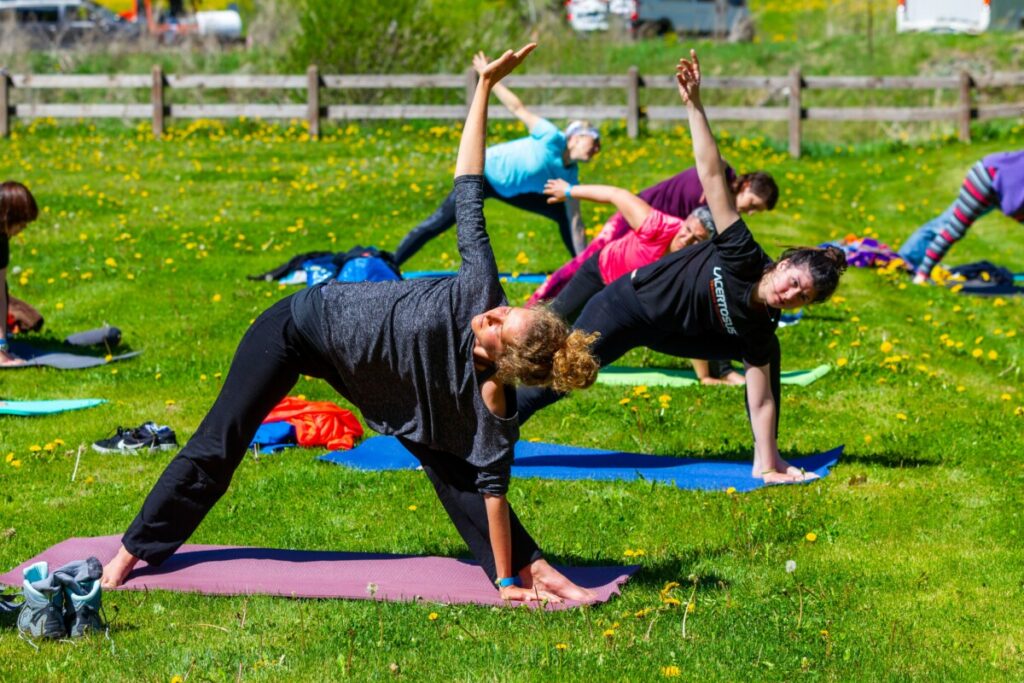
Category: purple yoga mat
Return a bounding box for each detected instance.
[0,536,637,610]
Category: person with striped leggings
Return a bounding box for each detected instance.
[899,150,1024,283]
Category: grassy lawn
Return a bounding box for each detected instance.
[0,111,1022,682]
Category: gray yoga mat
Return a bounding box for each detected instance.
[4,342,141,370]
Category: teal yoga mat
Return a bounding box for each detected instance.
[0,399,106,416]
[597,364,832,388]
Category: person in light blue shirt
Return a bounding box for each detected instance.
[393,51,601,265]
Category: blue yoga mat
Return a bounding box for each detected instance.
[0,399,106,416]
[320,437,842,492]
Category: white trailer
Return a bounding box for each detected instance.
[896,0,1024,34]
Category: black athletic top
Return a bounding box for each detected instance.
[631,218,780,367]
[315,175,518,495]
[0,233,8,270]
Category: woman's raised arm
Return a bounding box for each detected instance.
[455,44,537,179]
[676,50,740,234]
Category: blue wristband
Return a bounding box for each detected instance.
[564,185,573,199]
[496,576,519,589]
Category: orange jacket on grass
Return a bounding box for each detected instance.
[263,396,364,451]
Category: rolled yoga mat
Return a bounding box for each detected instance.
[321,437,843,492]
[0,398,106,416]
[597,363,832,389]
[3,342,141,370]
[0,536,636,609]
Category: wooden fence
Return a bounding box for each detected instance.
[1,66,1022,157]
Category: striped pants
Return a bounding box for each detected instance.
[915,160,998,277]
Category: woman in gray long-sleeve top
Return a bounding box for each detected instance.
[101,45,601,605]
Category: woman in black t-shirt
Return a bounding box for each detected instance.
[0,181,40,366]
[518,50,847,484]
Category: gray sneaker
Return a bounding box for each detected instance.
[17,562,67,640]
[65,579,104,637]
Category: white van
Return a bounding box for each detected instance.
[896,0,1024,33]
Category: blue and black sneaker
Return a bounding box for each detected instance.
[92,422,178,454]
[17,563,67,640]
[65,579,105,638]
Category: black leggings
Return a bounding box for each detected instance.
[517,275,781,428]
[394,178,576,265]
[548,253,606,322]
[122,296,541,582]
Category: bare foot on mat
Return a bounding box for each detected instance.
[101,545,140,588]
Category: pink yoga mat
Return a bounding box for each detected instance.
[0,536,637,610]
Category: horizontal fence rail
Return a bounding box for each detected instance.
[0,66,1022,156]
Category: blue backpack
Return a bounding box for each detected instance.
[303,246,402,286]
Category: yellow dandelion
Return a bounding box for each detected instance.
[805,532,817,542]
[661,665,681,677]
[836,358,848,367]
[428,612,438,621]
[880,341,893,353]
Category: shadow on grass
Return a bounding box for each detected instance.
[840,451,940,469]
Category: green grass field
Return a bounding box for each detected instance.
[0,103,1022,681]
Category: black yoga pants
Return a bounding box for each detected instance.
[394,178,576,265]
[122,295,541,582]
[548,253,606,322]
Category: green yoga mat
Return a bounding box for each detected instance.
[597,364,832,388]
[0,399,106,416]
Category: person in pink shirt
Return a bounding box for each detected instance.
[526,165,777,307]
[540,177,715,321]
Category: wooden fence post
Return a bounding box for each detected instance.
[464,67,477,115]
[788,67,802,159]
[307,65,321,139]
[151,64,164,139]
[0,70,9,139]
[958,70,972,143]
[626,66,640,139]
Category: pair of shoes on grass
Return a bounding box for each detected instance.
[18,561,105,640]
[92,421,178,454]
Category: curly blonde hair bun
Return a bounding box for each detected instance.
[494,306,600,393]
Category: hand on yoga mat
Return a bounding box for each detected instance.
[521,558,597,603]
[500,585,562,604]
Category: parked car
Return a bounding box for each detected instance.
[565,0,635,32]
[0,0,141,47]
[896,0,1024,34]
[633,0,752,39]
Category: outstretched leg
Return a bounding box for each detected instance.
[519,275,657,424]
[400,438,593,601]
[493,191,580,256]
[104,297,338,586]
